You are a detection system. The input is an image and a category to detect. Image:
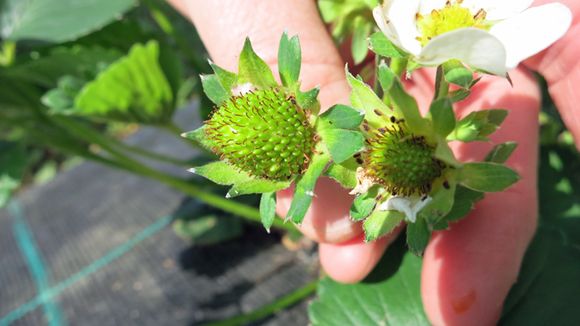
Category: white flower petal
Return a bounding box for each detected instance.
[385,0,422,55]
[462,0,533,20]
[490,3,572,69]
[381,197,415,222]
[372,5,401,48]
[418,0,448,15]
[418,28,507,76]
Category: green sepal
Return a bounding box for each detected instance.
[434,139,461,167]
[297,87,320,114]
[201,74,229,106]
[238,38,277,88]
[260,192,277,233]
[346,68,391,129]
[433,186,483,230]
[448,109,509,142]
[485,142,518,163]
[368,32,406,59]
[317,105,365,163]
[209,60,237,93]
[459,162,520,192]
[406,217,431,256]
[363,209,404,242]
[325,160,357,189]
[428,98,456,138]
[377,62,396,94]
[388,79,431,136]
[419,176,457,226]
[278,32,301,89]
[227,178,291,198]
[181,126,215,152]
[443,60,473,89]
[350,187,379,221]
[191,161,290,197]
[318,104,364,130]
[286,150,331,224]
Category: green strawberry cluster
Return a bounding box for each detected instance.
[183,33,519,255]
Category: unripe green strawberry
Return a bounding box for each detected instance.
[205,88,316,181]
[364,121,444,196]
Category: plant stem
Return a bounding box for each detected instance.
[434,65,449,101]
[113,140,192,167]
[203,281,318,326]
[390,57,408,79]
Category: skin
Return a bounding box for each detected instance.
[172,0,580,324]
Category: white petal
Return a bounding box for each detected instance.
[418,0,448,15]
[373,5,402,48]
[381,197,415,221]
[462,0,533,20]
[418,28,507,76]
[490,3,572,69]
[384,0,422,55]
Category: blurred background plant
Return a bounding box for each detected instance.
[1,0,579,324]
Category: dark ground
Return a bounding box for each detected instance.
[0,106,318,325]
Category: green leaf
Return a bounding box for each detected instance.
[448,109,509,142]
[429,98,456,137]
[278,32,301,88]
[319,129,364,164]
[201,74,230,106]
[368,32,406,58]
[350,187,378,221]
[42,75,86,113]
[0,0,135,42]
[351,18,371,64]
[73,41,174,124]
[325,162,357,189]
[0,141,27,208]
[181,126,215,151]
[406,217,431,256]
[260,192,277,232]
[500,146,580,324]
[287,151,331,224]
[238,38,277,88]
[318,104,364,130]
[346,69,391,129]
[363,209,404,242]
[485,142,518,164]
[309,236,428,325]
[434,140,460,167]
[443,60,473,89]
[459,162,520,192]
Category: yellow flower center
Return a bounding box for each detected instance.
[417,1,489,46]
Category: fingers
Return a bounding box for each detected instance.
[319,229,400,284]
[421,68,540,326]
[276,178,362,243]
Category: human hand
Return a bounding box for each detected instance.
[177,0,578,324]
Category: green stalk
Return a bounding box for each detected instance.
[390,57,408,79]
[112,140,192,167]
[434,65,449,101]
[203,281,317,326]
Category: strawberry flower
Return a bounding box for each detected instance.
[373,0,572,75]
